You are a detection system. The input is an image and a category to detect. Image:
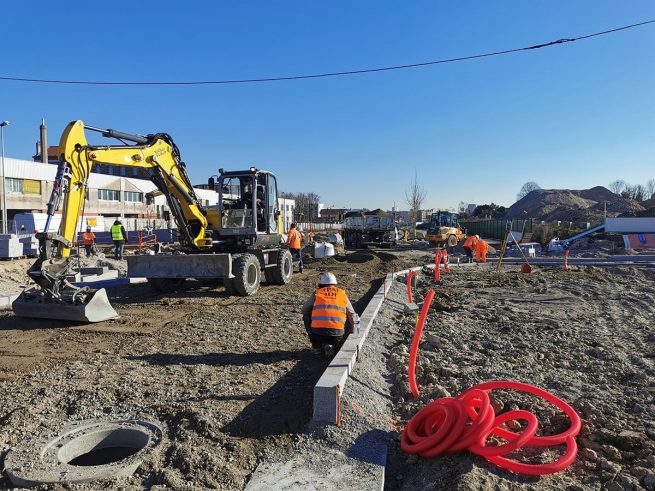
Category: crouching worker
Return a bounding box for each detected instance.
[302,272,356,355]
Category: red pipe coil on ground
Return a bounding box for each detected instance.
[401,380,582,475]
[434,251,442,282]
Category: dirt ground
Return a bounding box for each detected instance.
[1,248,654,489]
[384,265,655,490]
[0,247,430,489]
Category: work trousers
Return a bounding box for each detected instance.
[463,246,473,262]
[303,314,345,350]
[113,240,125,260]
[84,244,94,257]
[290,247,304,272]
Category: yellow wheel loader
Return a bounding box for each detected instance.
[12,121,292,323]
[425,211,465,248]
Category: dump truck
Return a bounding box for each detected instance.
[343,209,399,248]
[12,120,293,322]
[425,211,466,247]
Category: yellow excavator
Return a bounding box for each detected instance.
[12,120,293,322]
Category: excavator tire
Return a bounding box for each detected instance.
[266,248,293,285]
[148,278,187,292]
[232,253,261,296]
[447,234,458,247]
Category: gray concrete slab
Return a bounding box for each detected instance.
[246,444,385,491]
[0,292,20,310]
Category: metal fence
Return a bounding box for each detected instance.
[294,222,343,233]
[459,219,534,240]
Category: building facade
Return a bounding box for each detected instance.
[0,156,294,232]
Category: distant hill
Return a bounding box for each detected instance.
[505,186,645,223]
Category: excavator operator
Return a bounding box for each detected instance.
[241,181,266,231]
[301,272,356,356]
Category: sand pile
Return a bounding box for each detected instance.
[506,186,644,223]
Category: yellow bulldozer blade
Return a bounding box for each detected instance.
[12,288,119,323]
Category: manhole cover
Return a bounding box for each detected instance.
[4,419,163,487]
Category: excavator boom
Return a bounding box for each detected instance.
[13,120,210,323]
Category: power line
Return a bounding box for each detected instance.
[0,19,652,86]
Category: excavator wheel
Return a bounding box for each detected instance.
[265,249,293,285]
[148,277,187,292]
[447,234,458,247]
[233,253,261,296]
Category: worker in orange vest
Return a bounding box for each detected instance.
[462,234,479,263]
[286,223,304,273]
[476,238,488,263]
[301,272,356,355]
[81,226,96,257]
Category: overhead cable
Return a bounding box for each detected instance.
[0,19,652,86]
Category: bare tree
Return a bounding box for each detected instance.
[516,182,541,201]
[608,180,627,195]
[281,191,321,222]
[405,171,427,238]
[634,185,647,202]
[621,184,647,201]
[646,178,655,199]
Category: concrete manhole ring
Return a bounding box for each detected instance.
[4,418,163,487]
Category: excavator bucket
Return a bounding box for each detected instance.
[12,288,119,323]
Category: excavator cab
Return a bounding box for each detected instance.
[213,168,281,251]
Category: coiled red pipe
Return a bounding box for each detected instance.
[401,380,581,475]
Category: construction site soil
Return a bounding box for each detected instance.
[384,265,655,490]
[0,247,430,489]
[1,249,654,489]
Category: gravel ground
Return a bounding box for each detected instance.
[383,264,655,490]
[0,247,430,490]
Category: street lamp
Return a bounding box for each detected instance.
[0,121,9,235]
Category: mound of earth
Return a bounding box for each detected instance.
[506,186,644,223]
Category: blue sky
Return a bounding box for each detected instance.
[0,1,653,210]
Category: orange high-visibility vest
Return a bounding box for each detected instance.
[287,228,302,249]
[463,236,478,249]
[311,286,348,330]
[81,232,96,245]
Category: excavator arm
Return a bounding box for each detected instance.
[57,120,210,254]
[13,120,210,323]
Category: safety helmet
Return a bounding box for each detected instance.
[319,272,338,285]
[475,235,480,240]
[86,226,91,232]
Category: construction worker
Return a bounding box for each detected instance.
[110,219,128,260]
[476,237,488,263]
[81,226,96,257]
[462,234,479,263]
[301,272,356,355]
[286,223,304,273]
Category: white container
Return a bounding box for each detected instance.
[314,242,335,258]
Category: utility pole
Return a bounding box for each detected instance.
[0,121,10,235]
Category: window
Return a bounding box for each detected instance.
[6,178,22,193]
[98,189,120,201]
[23,179,41,194]
[124,191,143,202]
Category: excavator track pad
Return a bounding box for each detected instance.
[12,288,119,323]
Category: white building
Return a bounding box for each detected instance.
[278,197,295,232]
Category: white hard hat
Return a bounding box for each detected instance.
[475,235,480,240]
[319,272,337,285]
